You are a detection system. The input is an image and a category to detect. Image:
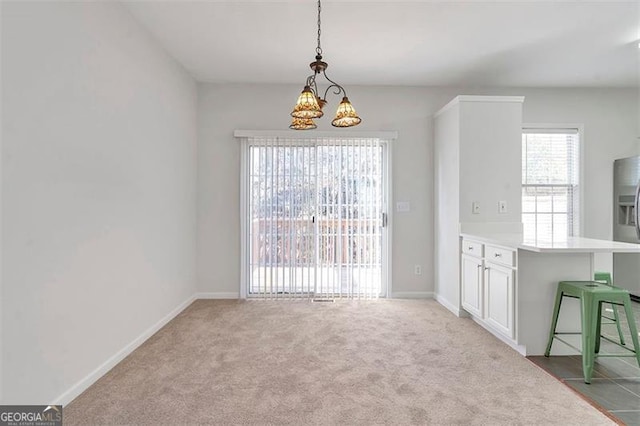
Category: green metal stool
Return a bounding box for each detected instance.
[594,272,626,346]
[544,281,640,384]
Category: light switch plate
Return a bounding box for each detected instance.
[472,202,480,214]
[396,201,411,212]
[498,200,508,214]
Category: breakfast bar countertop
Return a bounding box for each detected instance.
[460,232,640,254]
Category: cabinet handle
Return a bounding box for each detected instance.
[484,267,490,271]
[477,265,482,269]
[494,253,502,258]
[468,246,473,250]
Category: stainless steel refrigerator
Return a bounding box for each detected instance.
[613,155,640,301]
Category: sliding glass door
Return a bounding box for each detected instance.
[244,136,388,299]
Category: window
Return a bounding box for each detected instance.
[522,129,580,241]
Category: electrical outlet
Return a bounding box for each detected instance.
[472,202,480,214]
[498,200,508,214]
[414,265,422,275]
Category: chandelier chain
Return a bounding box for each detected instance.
[316,0,322,56]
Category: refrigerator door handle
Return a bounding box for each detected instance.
[635,179,640,239]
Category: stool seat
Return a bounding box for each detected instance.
[544,280,640,384]
[557,281,628,297]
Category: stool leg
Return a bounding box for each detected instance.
[595,272,626,346]
[582,293,597,384]
[595,301,603,354]
[621,295,640,369]
[611,303,626,346]
[545,289,564,357]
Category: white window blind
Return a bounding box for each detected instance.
[242,135,388,300]
[522,129,580,241]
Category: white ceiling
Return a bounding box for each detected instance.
[122,0,639,88]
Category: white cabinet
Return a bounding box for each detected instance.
[485,245,516,267]
[461,238,484,317]
[484,262,515,339]
[462,239,483,256]
[460,239,517,341]
[461,254,483,317]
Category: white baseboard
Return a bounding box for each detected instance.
[435,293,462,317]
[470,316,527,356]
[54,294,196,406]
[391,291,434,299]
[195,292,240,299]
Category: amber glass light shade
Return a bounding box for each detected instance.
[291,86,323,119]
[331,97,362,127]
[289,117,317,130]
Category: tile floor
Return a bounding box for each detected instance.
[529,300,640,425]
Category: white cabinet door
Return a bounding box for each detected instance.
[461,254,483,317]
[484,262,514,338]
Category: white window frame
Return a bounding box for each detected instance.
[522,123,585,239]
[235,130,396,299]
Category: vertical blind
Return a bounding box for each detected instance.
[244,136,386,300]
[522,129,580,241]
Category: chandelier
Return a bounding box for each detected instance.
[289,0,362,130]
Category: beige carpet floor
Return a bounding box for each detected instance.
[65,299,614,425]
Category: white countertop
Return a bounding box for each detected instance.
[460,232,640,253]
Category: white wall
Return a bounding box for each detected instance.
[198,84,439,297]
[459,99,523,224]
[198,84,637,297]
[1,1,197,404]
[518,88,638,240]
